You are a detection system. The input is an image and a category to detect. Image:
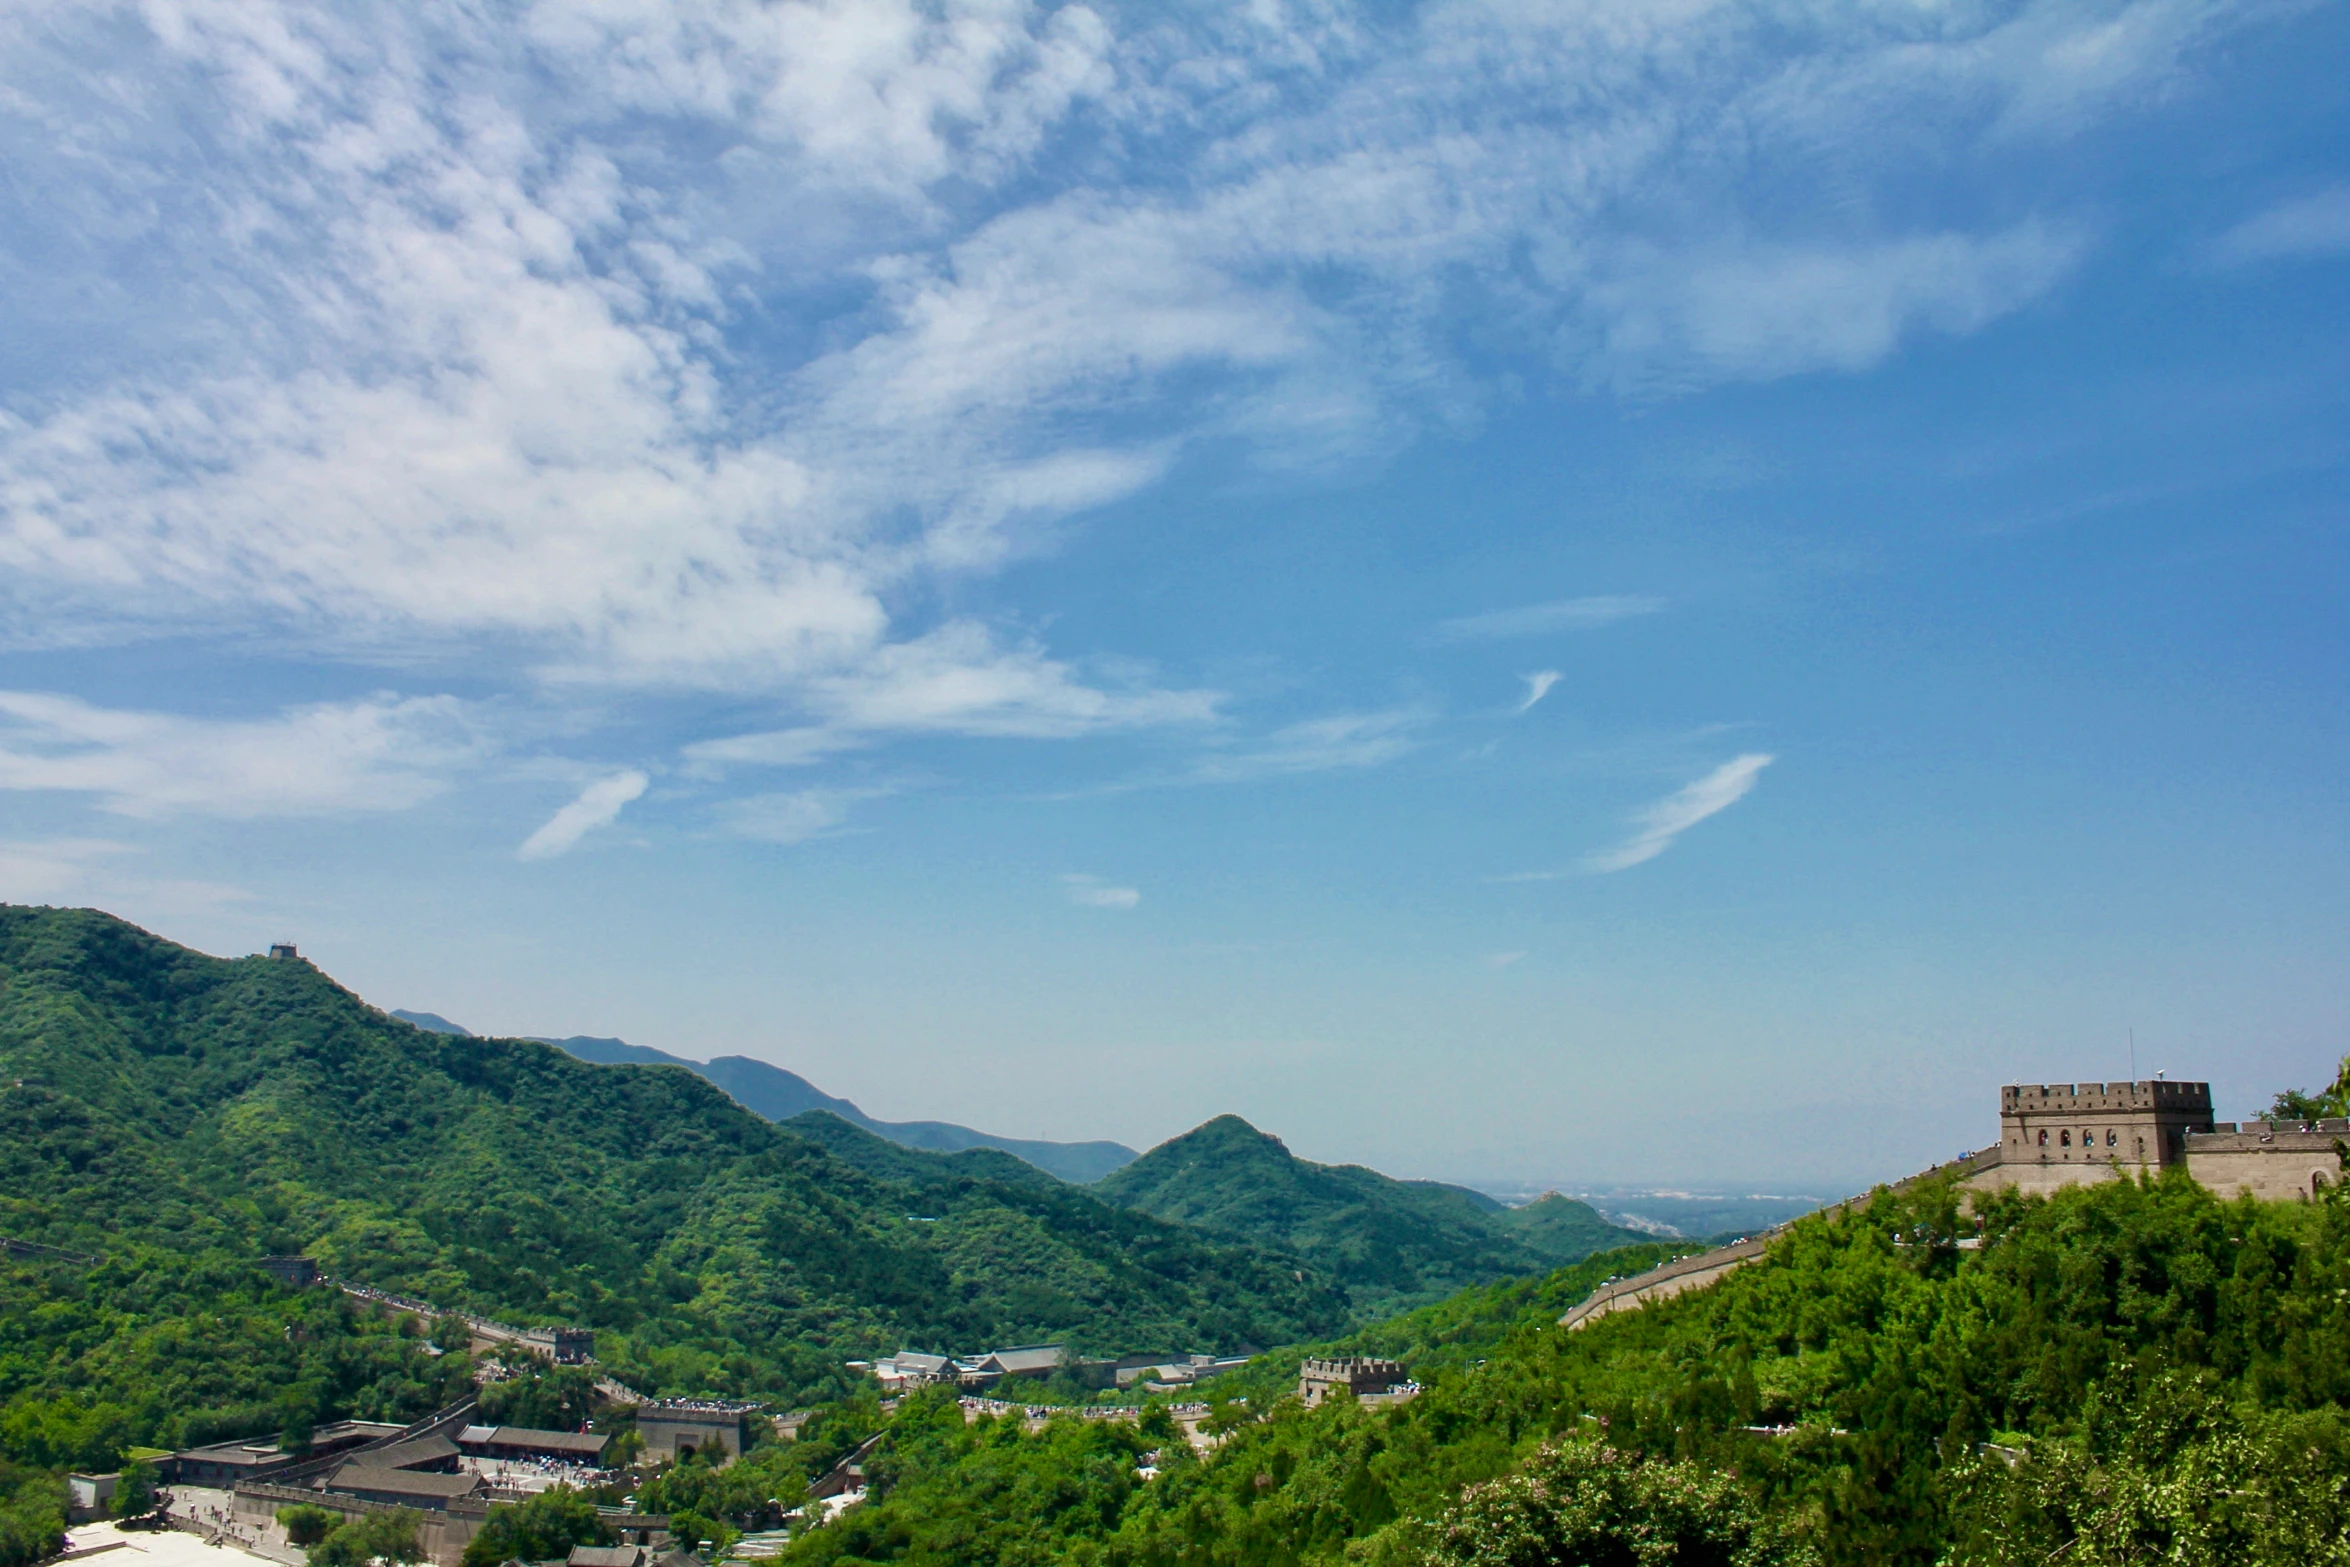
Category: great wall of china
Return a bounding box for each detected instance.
[1558,1077,2349,1331]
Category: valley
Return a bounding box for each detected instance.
[6,904,2348,1567]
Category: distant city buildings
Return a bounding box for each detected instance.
[864,1345,1252,1394]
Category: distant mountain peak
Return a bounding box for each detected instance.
[1097,1110,1652,1320]
[1183,1113,1287,1150]
[391,1009,471,1036]
[523,1033,1135,1183]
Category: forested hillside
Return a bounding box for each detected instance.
[772,1154,2350,1566]
[1094,1115,1648,1319]
[545,1034,1138,1183]
[0,906,1344,1412]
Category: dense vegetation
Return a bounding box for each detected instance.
[1093,1116,1648,1321]
[0,1245,475,1463]
[11,901,2346,1567]
[0,1463,63,1567]
[765,1160,2350,1565]
[546,1036,1139,1185]
[0,906,1348,1409]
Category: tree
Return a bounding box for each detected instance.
[278,1506,342,1546]
[459,1487,611,1567]
[0,1467,65,1567]
[108,1463,156,1521]
[1429,1441,1817,1567]
[0,1396,131,1471]
[309,1510,425,1567]
[477,1366,601,1433]
[665,1510,717,1553]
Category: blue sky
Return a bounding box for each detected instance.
[1,0,2345,1191]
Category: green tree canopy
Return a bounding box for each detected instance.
[309,1508,426,1567]
[458,1487,610,1567]
[1429,1441,1818,1567]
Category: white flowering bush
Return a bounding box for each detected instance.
[1428,1441,1817,1567]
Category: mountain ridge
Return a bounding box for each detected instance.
[390,1012,1138,1184]
[1094,1113,1650,1319]
[0,905,1340,1405]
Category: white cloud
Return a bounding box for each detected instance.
[0,838,132,903]
[0,836,248,918]
[1062,873,1139,909]
[1436,597,1664,641]
[0,0,2273,740]
[716,787,874,844]
[517,770,649,859]
[1187,711,1425,785]
[1586,753,1775,873]
[0,691,476,818]
[1516,672,1563,714]
[683,621,1221,773]
[1582,225,2086,392]
[807,622,1219,739]
[1485,950,1526,969]
[2205,186,2350,268]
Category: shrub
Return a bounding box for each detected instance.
[459,1487,610,1567]
[308,1509,425,1567]
[1430,1441,1818,1567]
[278,1505,342,1546]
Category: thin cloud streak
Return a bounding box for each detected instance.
[518,770,649,860]
[1587,754,1775,873]
[1063,873,1140,909]
[2204,186,2350,268]
[717,787,885,845]
[1517,671,1563,713]
[0,690,476,818]
[1435,597,1665,641]
[1185,712,1425,785]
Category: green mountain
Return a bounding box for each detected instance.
[1490,1189,1645,1257]
[777,1109,1066,1194]
[1091,1114,1648,1319]
[421,1020,1141,1183]
[0,906,1345,1408]
[771,1161,2350,1567]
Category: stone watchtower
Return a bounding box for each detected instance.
[1298,1357,1405,1408]
[1975,1080,2214,1196]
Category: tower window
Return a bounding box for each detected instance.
[2060,1130,2071,1147]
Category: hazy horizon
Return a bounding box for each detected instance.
[2,1,2344,1196]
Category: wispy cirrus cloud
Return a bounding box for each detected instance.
[2203,186,2350,268]
[1062,873,1140,910]
[1436,597,1665,642]
[0,691,478,818]
[518,771,649,860]
[1516,672,1564,714]
[716,787,885,845]
[1186,712,1426,785]
[682,623,1221,774]
[0,836,249,919]
[1587,754,1776,873]
[0,0,2239,739]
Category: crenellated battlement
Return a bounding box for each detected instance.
[2000,1080,2211,1109]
